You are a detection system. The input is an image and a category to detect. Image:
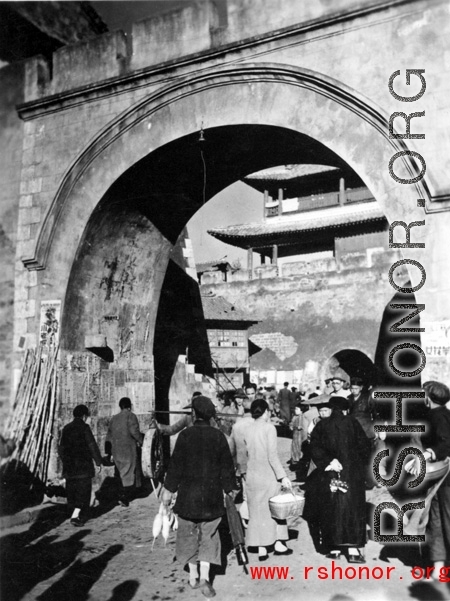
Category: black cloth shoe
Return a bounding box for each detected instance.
[118,498,129,507]
[70,517,85,527]
[326,551,341,559]
[274,547,293,556]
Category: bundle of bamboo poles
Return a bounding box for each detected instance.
[3,344,59,485]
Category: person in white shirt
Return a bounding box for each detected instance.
[329,376,350,398]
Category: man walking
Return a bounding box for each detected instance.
[59,404,102,526]
[105,397,144,507]
[162,396,237,598]
[277,382,294,423]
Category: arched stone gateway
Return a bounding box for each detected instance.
[12,63,449,475]
[23,64,428,274]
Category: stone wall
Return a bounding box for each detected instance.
[200,249,406,388]
[1,0,450,471]
[0,62,25,416]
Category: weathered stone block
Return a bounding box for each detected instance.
[131,1,213,70]
[52,31,127,94]
[15,300,36,320]
[19,207,41,225]
[24,55,51,102]
[16,225,31,241]
[22,135,35,151]
[19,195,33,208]
[19,178,42,195]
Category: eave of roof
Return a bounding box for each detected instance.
[244,164,339,182]
[208,203,385,242]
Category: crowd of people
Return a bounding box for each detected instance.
[54,376,450,597]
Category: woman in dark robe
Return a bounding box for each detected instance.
[303,396,371,562]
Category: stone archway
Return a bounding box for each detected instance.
[25,64,428,276]
[16,64,430,468]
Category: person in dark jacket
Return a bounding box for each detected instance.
[405,381,450,579]
[348,377,382,487]
[59,404,102,526]
[348,378,377,439]
[277,382,294,423]
[162,395,237,598]
[303,396,371,562]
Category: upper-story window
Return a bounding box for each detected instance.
[208,329,246,347]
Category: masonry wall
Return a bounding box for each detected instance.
[200,249,406,388]
[0,62,25,416]
[20,0,449,202]
[3,0,450,433]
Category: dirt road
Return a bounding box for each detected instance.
[0,439,445,601]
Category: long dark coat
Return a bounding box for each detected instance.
[59,417,102,479]
[303,411,371,549]
[106,410,144,487]
[164,419,237,521]
[348,391,377,439]
[277,388,293,422]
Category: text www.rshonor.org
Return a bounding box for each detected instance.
[250,562,398,580]
[251,564,450,582]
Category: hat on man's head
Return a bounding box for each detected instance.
[192,395,216,420]
[316,402,331,410]
[331,367,350,383]
[234,388,247,398]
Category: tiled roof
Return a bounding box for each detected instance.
[244,164,338,182]
[201,295,258,324]
[208,203,385,241]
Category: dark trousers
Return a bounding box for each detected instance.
[66,477,92,519]
[428,485,450,562]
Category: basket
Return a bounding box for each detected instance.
[269,490,305,520]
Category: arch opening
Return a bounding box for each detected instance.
[59,122,388,432]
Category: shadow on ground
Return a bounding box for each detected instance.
[1,527,91,601]
[36,543,124,600]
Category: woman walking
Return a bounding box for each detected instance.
[245,399,293,561]
[304,396,371,562]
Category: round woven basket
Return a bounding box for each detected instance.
[269,491,305,520]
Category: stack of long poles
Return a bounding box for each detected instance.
[3,344,59,485]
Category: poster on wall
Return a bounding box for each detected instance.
[2,1,449,600]
[39,299,61,349]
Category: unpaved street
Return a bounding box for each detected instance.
[1,439,446,601]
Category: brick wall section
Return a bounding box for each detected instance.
[200,251,407,374]
[20,1,449,202]
[0,62,25,417]
[131,1,217,71]
[4,0,450,418]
